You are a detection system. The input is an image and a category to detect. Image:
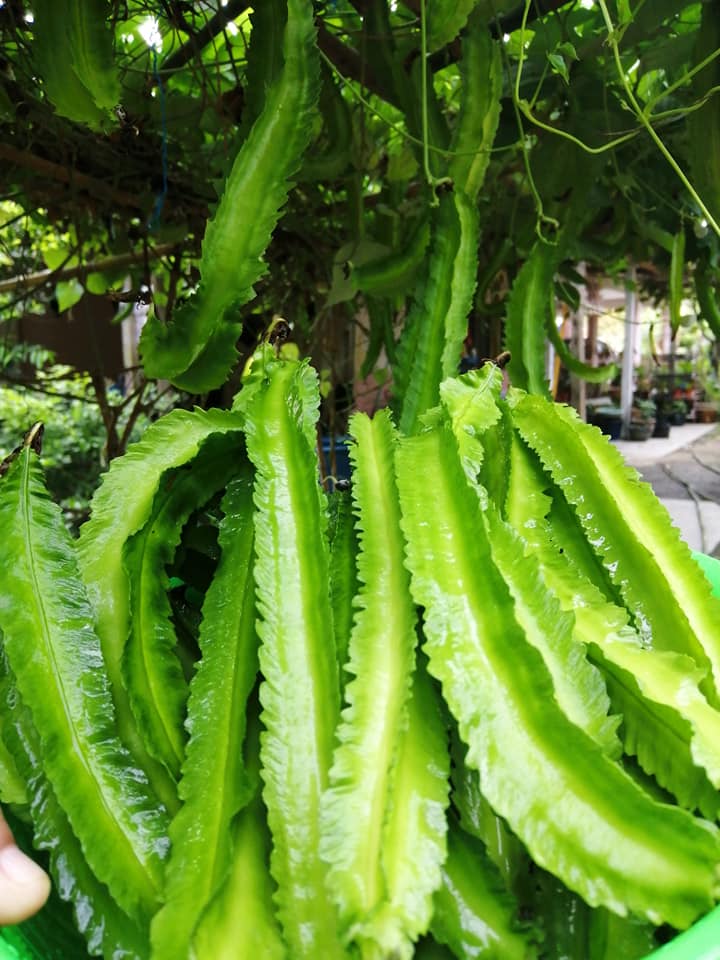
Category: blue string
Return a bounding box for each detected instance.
[148,45,168,231]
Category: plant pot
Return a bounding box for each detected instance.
[320,434,351,484]
[628,421,653,441]
[588,410,622,440]
[695,402,718,424]
[653,418,671,438]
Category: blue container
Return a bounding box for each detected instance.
[320,434,351,484]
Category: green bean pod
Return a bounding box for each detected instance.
[396,423,720,929]
[321,411,445,956]
[447,14,502,201]
[509,391,720,702]
[189,709,286,960]
[669,227,686,338]
[0,450,168,925]
[239,350,343,957]
[504,240,557,397]
[140,0,321,392]
[78,409,245,813]
[150,469,260,959]
[32,0,118,128]
[431,816,539,960]
[121,433,245,780]
[395,191,480,434]
[695,258,720,341]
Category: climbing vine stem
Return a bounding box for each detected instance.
[597,0,720,238]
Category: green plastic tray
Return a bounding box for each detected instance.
[3,554,720,960]
[634,552,720,960]
[645,904,720,959]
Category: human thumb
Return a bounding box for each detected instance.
[0,842,51,925]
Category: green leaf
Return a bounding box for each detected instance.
[387,146,419,182]
[85,269,126,295]
[426,0,479,53]
[65,0,119,111]
[54,279,84,313]
[32,0,105,127]
[31,0,117,129]
[558,41,579,61]
[396,425,720,929]
[0,449,168,925]
[547,51,570,84]
[238,353,343,957]
[41,246,77,272]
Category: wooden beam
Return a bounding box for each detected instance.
[0,143,145,211]
[0,243,178,294]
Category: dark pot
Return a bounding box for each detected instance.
[589,414,622,440]
[629,422,653,441]
[653,418,671,438]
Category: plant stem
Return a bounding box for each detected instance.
[598,0,720,238]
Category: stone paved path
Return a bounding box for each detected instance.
[614,424,720,556]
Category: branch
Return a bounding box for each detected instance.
[317,22,400,107]
[161,0,251,73]
[0,143,147,211]
[0,243,179,294]
[495,0,574,36]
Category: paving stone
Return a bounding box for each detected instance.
[613,424,720,554]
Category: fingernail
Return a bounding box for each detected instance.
[0,845,46,885]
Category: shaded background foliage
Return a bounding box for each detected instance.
[0,0,719,453]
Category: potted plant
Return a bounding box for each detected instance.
[693,368,720,422]
[652,393,673,438]
[587,404,623,440]
[629,398,656,441]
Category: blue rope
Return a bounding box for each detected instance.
[148,45,168,231]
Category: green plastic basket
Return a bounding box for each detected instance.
[3,554,720,960]
[644,904,720,959]
[636,552,720,960]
